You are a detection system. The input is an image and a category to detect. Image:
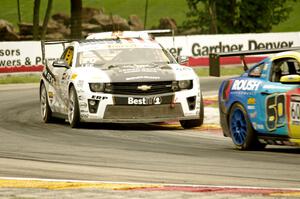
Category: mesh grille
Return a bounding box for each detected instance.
[106,81,174,95]
[103,104,183,119]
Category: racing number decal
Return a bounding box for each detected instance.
[265,93,285,131]
[291,101,300,125]
[64,48,73,66]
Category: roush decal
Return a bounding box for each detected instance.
[231,79,261,91]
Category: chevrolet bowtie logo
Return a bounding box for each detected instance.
[137,85,152,91]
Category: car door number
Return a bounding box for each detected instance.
[265,94,285,131]
[290,102,300,124]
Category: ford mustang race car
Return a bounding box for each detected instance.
[40,32,204,128]
[210,48,300,150]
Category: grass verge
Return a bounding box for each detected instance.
[194,66,243,76]
[0,74,40,84]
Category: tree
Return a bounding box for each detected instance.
[184,0,297,34]
[33,0,41,40]
[70,0,82,39]
[32,0,53,40]
[41,0,53,40]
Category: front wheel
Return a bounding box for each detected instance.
[40,83,53,123]
[68,86,80,128]
[180,94,204,129]
[229,103,265,150]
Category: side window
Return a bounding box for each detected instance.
[271,58,300,82]
[249,63,264,77]
[60,47,74,67]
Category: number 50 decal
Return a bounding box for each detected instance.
[265,93,286,131]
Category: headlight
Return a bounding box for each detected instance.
[178,80,192,89]
[89,83,105,92]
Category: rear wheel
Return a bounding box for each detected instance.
[180,94,204,129]
[40,83,53,123]
[68,86,80,128]
[229,103,265,150]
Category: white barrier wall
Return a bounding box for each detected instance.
[1,32,300,73]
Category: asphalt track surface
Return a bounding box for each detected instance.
[0,78,300,193]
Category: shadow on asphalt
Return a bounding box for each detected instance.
[263,147,300,154]
[50,119,184,131]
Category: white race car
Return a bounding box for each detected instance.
[40,32,204,128]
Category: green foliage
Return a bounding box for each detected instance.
[184,0,298,34]
[0,0,188,30]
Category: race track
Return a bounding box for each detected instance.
[0,83,300,189]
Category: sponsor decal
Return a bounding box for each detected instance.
[126,76,160,81]
[252,122,257,129]
[231,80,261,91]
[290,101,300,125]
[262,85,289,90]
[80,102,87,108]
[91,95,108,100]
[48,92,54,99]
[291,95,300,102]
[81,114,89,118]
[247,98,256,105]
[78,95,85,101]
[128,96,162,105]
[42,69,55,85]
[257,124,264,130]
[247,105,255,110]
[77,80,84,88]
[71,74,78,80]
[250,112,257,118]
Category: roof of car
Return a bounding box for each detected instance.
[86,31,152,40]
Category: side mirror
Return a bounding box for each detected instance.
[177,56,189,65]
[280,74,300,84]
[53,59,70,68]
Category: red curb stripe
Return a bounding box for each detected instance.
[129,186,299,195]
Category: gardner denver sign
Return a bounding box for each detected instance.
[191,40,294,56]
[156,32,300,57]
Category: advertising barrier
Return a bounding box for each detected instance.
[1,32,300,74]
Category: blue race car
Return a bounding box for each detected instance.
[210,48,300,150]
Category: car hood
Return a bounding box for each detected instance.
[102,63,176,82]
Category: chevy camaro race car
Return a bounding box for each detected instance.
[40,32,204,128]
[210,48,300,150]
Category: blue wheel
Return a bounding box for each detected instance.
[229,103,265,150]
[230,108,247,145]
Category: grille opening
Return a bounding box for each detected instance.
[187,96,196,110]
[105,81,174,95]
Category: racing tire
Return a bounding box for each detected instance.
[68,86,80,128]
[229,103,265,150]
[40,83,53,123]
[180,94,204,129]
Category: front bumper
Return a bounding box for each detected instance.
[78,90,201,123]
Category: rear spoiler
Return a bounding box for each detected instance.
[209,47,300,77]
[41,40,73,62]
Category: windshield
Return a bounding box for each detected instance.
[77,47,175,68]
